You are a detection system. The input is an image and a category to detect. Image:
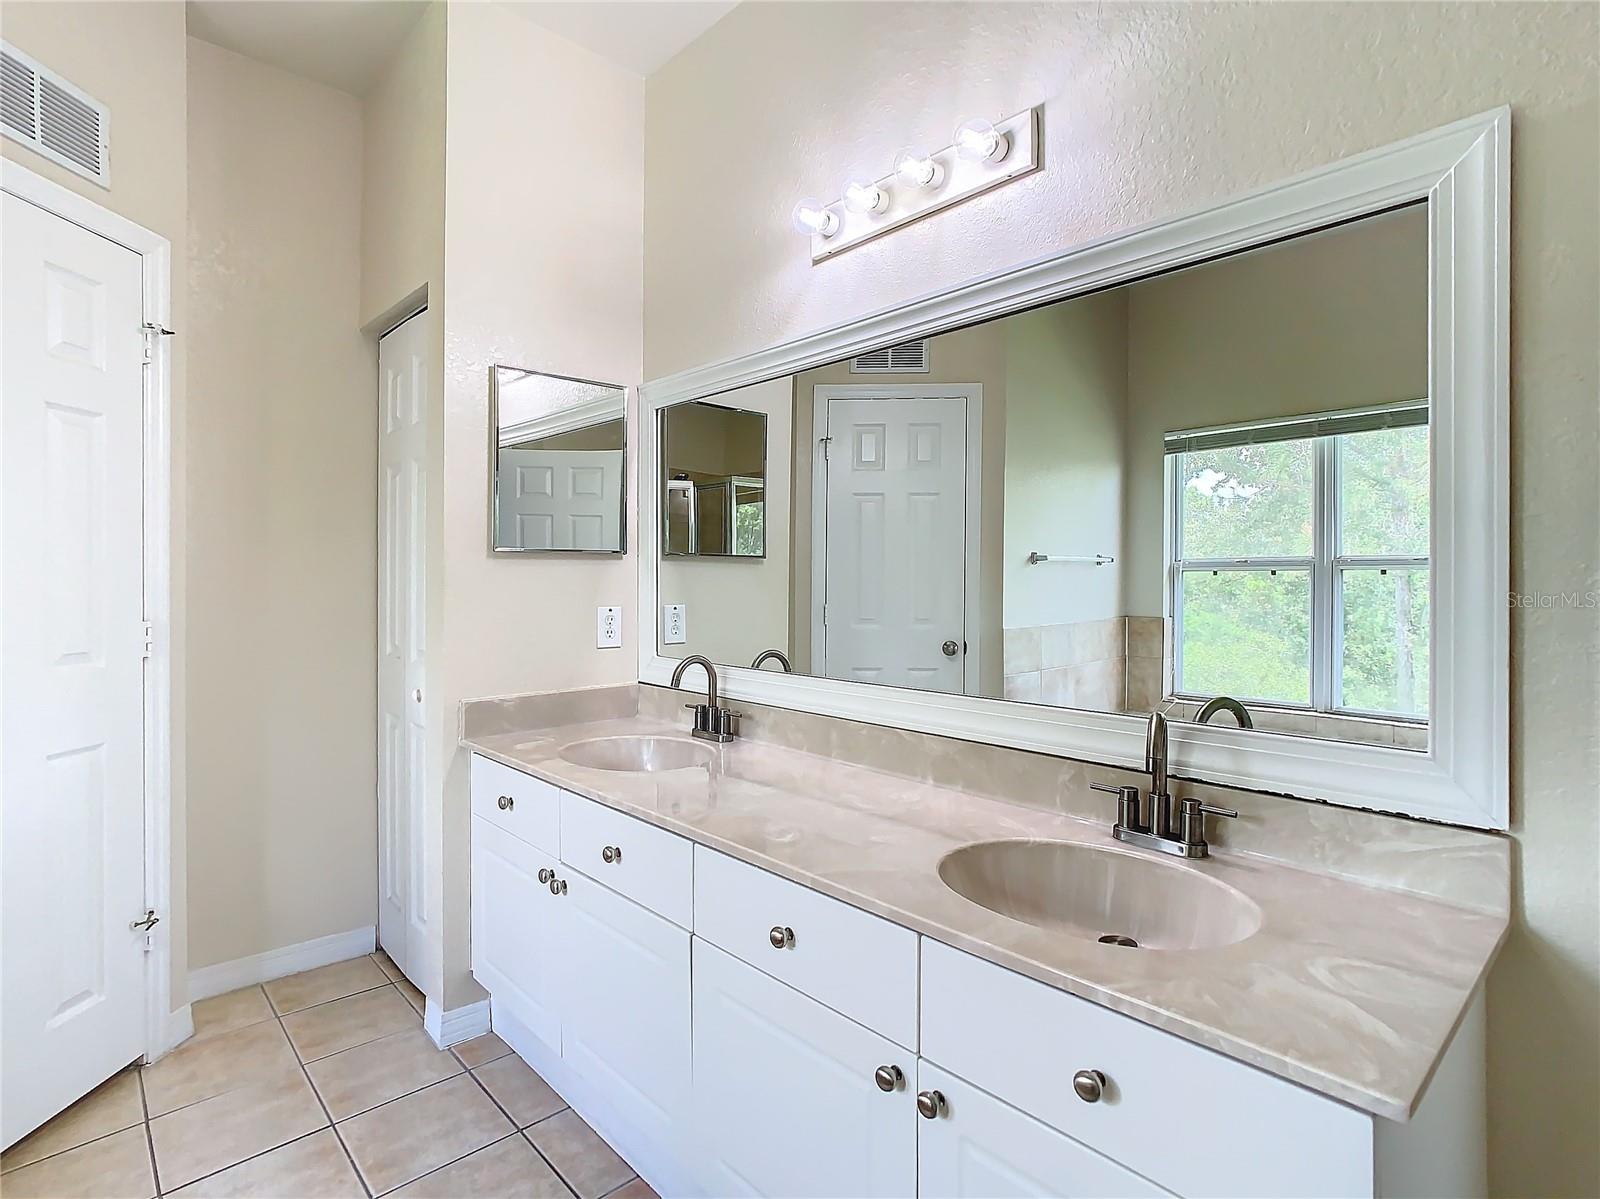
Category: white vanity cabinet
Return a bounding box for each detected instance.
[470,818,564,1053]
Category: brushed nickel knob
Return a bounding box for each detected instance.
[548,877,566,896]
[768,925,795,949]
[941,639,960,657]
[601,845,621,864]
[537,868,551,884]
[874,1065,903,1092]
[497,795,514,811]
[1072,1069,1107,1103]
[916,1090,946,1119]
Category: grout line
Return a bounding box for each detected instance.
[155,1127,331,1197]
[136,1068,162,1199]
[368,1131,527,1199]
[275,1002,371,1199]
[292,985,424,1065]
[269,980,396,1021]
[518,1127,579,1199]
[597,1177,643,1199]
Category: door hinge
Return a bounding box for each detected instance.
[142,620,155,659]
[131,910,160,947]
[818,435,831,460]
[140,322,175,364]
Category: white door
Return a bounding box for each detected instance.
[821,395,969,693]
[691,940,916,1197]
[917,1062,1173,1198]
[2,193,149,1147]
[554,868,689,1148]
[470,819,562,1055]
[496,448,622,550]
[376,311,428,980]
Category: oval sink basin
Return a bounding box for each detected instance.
[559,736,714,773]
[938,839,1262,951]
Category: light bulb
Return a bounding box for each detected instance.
[893,147,943,190]
[790,197,838,238]
[843,180,889,215]
[953,117,1008,163]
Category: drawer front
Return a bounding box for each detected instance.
[917,1060,1172,1198]
[470,754,560,855]
[693,846,918,1049]
[559,791,693,928]
[920,940,1374,1199]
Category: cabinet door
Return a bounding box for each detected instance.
[692,939,916,1198]
[917,1063,1173,1198]
[471,817,562,1053]
[554,867,690,1148]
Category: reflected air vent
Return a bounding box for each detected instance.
[1,42,109,187]
[850,339,930,374]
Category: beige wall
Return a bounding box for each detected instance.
[1,0,192,1008]
[184,37,376,971]
[644,5,1600,1194]
[438,2,644,1006]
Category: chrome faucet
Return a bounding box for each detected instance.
[750,649,792,672]
[1196,695,1253,728]
[670,655,740,743]
[1089,710,1238,859]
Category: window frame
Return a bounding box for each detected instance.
[1167,427,1431,722]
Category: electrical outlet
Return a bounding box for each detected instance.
[662,604,687,645]
[597,606,623,649]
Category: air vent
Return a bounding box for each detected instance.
[1,43,109,187]
[850,339,930,374]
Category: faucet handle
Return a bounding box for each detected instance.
[1197,802,1238,819]
[1090,782,1141,831]
[1179,796,1237,849]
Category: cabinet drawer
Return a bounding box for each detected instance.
[693,846,918,1048]
[559,792,692,928]
[920,940,1374,1198]
[470,754,559,855]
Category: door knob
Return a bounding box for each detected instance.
[1072,1069,1107,1103]
[874,1065,904,1092]
[768,925,795,949]
[916,1090,947,1119]
[941,640,960,657]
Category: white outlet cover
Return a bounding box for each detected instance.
[662,604,686,645]
[597,606,623,649]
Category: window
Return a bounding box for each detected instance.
[1166,403,1429,720]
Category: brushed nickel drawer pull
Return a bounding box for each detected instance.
[496,795,514,811]
[917,1090,946,1119]
[768,925,795,949]
[1072,1069,1107,1103]
[601,845,622,864]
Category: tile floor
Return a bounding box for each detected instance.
[0,952,657,1199]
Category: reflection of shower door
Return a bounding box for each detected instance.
[498,449,622,550]
[818,394,973,693]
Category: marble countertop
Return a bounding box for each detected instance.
[461,713,1507,1122]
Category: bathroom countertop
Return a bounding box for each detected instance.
[461,713,1507,1122]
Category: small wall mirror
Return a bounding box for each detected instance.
[660,400,768,558]
[490,366,626,553]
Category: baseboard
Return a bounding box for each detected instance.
[423,997,491,1048]
[188,925,376,1002]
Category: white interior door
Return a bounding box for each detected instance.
[496,448,621,550]
[2,193,148,1147]
[376,311,428,982]
[821,395,969,692]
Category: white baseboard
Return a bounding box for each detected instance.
[188,925,376,1002]
[423,996,491,1048]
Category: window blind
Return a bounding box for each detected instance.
[1163,399,1427,456]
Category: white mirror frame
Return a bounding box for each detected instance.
[638,108,1509,831]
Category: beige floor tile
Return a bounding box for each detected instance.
[370,949,404,982]
[338,1074,513,1195]
[265,957,390,1015]
[394,975,426,1015]
[452,1032,513,1069]
[391,1134,572,1199]
[190,986,275,1042]
[526,1110,634,1199]
[142,1020,302,1117]
[0,1126,155,1199]
[282,986,419,1063]
[474,1055,565,1128]
[602,1178,659,1199]
[149,1071,329,1191]
[306,1026,463,1120]
[1,1068,145,1172]
[165,1129,364,1199]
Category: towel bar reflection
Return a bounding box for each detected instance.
[1027,553,1115,566]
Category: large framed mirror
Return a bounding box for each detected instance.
[490,366,627,554]
[638,110,1508,829]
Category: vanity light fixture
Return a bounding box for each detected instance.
[790,197,839,238]
[892,146,944,190]
[953,117,1009,164]
[844,180,890,215]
